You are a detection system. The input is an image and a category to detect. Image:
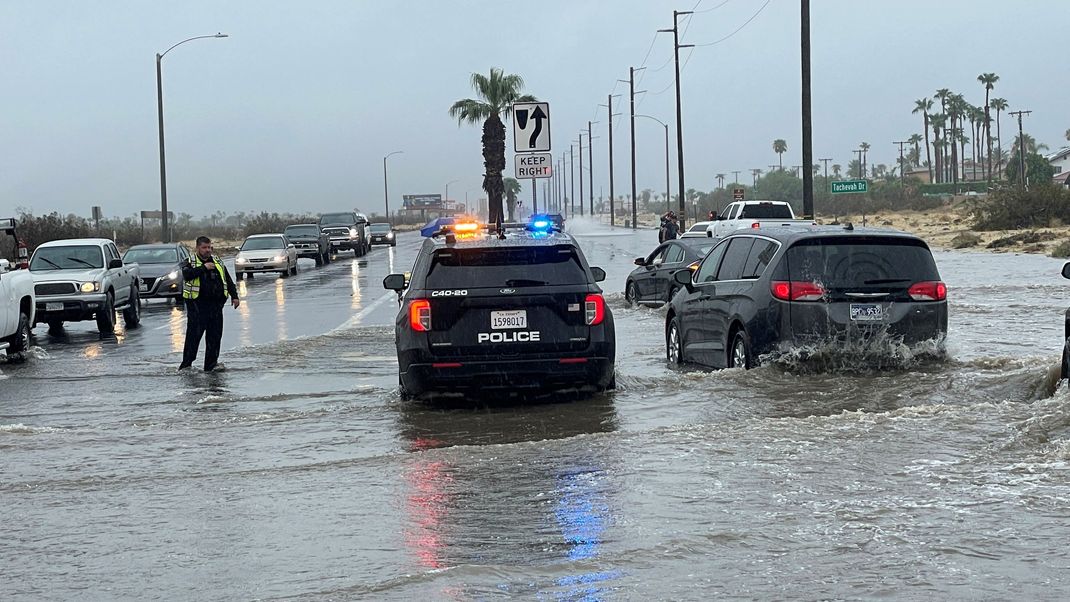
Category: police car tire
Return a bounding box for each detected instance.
[96,292,115,334]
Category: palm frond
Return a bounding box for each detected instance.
[448,98,492,125]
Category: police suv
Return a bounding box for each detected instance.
[383,217,615,399]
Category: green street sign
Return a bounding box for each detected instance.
[831,179,868,194]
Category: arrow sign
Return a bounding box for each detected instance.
[512,102,551,153]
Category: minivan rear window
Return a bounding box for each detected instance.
[426,246,588,288]
[783,236,939,288]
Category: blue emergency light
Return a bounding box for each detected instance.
[528,214,553,232]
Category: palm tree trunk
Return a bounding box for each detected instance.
[923,113,933,182]
[482,112,506,225]
[995,110,1003,180]
[984,92,992,181]
[778,153,782,170]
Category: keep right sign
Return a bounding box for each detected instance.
[515,153,553,179]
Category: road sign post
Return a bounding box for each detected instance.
[512,102,551,153]
[830,179,869,194]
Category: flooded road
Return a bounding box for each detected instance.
[4,222,1070,600]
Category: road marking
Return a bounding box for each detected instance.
[333,292,396,331]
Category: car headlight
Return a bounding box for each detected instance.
[236,257,247,264]
[386,232,394,238]
[80,281,100,293]
[349,228,358,238]
[275,255,287,262]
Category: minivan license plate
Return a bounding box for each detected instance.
[491,310,527,330]
[850,303,884,321]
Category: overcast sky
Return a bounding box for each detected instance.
[3,0,1068,219]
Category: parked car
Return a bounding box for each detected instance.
[625,238,716,307]
[30,238,141,333]
[368,222,397,247]
[708,201,814,238]
[123,243,191,301]
[680,221,714,238]
[234,234,298,279]
[284,224,331,265]
[319,212,370,256]
[665,226,948,369]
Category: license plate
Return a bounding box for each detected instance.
[850,303,884,321]
[491,310,527,330]
[46,302,64,311]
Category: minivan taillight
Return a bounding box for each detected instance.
[585,294,605,325]
[908,281,947,301]
[771,281,825,302]
[409,299,431,331]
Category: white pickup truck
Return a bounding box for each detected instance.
[707,200,814,238]
[30,238,141,334]
[0,257,35,359]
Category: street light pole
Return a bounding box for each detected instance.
[445,179,459,214]
[577,135,585,217]
[588,120,597,217]
[637,115,670,221]
[156,33,227,243]
[801,0,815,219]
[620,67,645,230]
[600,95,621,227]
[383,150,403,224]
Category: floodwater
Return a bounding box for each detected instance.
[4,221,1070,600]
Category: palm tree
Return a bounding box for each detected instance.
[715,173,725,189]
[990,98,1008,178]
[978,72,999,180]
[448,68,536,224]
[956,128,969,182]
[832,164,842,178]
[934,89,952,182]
[1012,133,1047,155]
[930,113,946,183]
[860,141,871,179]
[908,133,923,166]
[773,139,787,170]
[913,99,934,181]
[1066,128,1070,142]
[502,177,522,221]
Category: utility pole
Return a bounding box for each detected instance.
[382,150,403,225]
[570,144,576,217]
[659,10,694,230]
[853,149,864,179]
[577,135,585,217]
[801,0,814,219]
[819,157,831,181]
[1010,110,1032,190]
[620,67,645,229]
[752,169,760,187]
[601,95,621,227]
[733,170,741,185]
[894,140,909,186]
[588,120,597,217]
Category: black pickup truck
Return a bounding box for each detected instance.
[319,212,370,257]
[285,224,331,265]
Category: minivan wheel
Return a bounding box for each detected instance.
[730,329,752,370]
[666,318,683,365]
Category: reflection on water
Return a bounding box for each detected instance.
[82,343,102,359]
[236,287,252,347]
[351,260,362,310]
[551,467,622,599]
[275,279,288,340]
[168,306,185,353]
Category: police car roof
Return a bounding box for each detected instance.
[424,229,576,251]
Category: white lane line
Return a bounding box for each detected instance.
[333,291,397,331]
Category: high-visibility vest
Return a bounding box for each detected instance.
[182,256,229,300]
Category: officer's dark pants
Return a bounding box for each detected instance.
[180,299,224,370]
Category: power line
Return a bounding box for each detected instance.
[691,0,772,47]
[693,0,732,14]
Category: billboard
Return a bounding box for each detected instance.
[402,194,443,210]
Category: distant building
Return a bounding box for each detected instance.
[1047,147,1070,175]
[904,167,932,184]
[1054,170,1070,188]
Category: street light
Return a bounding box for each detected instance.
[156,32,227,243]
[383,150,403,224]
[636,114,670,218]
[445,179,460,213]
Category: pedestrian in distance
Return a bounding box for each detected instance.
[178,236,240,372]
[708,210,717,221]
[662,211,680,241]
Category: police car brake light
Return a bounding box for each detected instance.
[409,299,431,331]
[585,294,605,325]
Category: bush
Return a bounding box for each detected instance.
[949,232,981,248]
[972,184,1070,230]
[986,231,1056,249]
[1051,240,1070,258]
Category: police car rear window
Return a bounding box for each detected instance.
[426,246,589,288]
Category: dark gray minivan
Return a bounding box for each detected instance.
[665,226,948,369]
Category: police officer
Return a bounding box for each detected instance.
[179,236,240,372]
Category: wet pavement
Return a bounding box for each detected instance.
[4,221,1070,600]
